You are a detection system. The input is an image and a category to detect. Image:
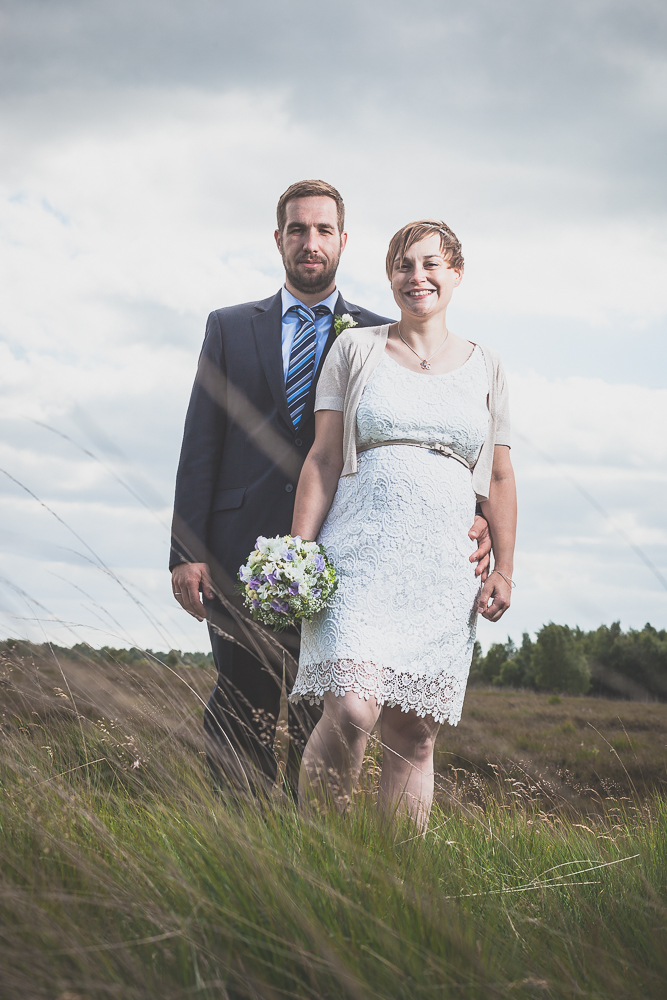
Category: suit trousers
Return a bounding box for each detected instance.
[203,596,322,796]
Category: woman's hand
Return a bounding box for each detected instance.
[477,570,512,621]
[468,514,491,580]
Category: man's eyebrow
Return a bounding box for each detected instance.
[286,221,335,229]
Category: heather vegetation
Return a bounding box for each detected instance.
[470,621,667,699]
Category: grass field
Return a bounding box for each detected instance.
[1,642,666,998]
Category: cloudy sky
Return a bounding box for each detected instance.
[0,0,665,654]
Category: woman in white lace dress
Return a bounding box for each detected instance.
[290,220,516,828]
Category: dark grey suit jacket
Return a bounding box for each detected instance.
[170,289,393,592]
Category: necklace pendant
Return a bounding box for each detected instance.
[420,360,431,370]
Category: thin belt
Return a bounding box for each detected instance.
[356,439,472,470]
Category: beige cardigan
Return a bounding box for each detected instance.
[315,325,511,502]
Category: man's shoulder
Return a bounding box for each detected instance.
[205,291,393,328]
[209,291,280,326]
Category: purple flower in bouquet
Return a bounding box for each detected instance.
[266,571,280,585]
[270,599,290,614]
[314,554,325,572]
[251,599,260,608]
[288,581,300,595]
[248,577,261,590]
[312,587,322,598]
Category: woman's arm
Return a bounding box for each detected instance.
[291,410,345,541]
[477,445,517,622]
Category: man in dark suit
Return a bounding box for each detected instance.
[170,179,491,793]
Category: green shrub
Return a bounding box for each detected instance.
[482,638,514,683]
[532,623,591,694]
[471,622,667,701]
[585,621,667,700]
[470,633,534,689]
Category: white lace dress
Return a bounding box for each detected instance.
[290,346,490,725]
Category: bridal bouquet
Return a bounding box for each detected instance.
[238,535,337,631]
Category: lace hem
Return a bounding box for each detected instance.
[290,658,469,726]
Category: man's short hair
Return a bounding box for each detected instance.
[386,219,464,280]
[276,180,345,235]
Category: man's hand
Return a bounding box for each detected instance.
[171,562,215,622]
[469,514,492,580]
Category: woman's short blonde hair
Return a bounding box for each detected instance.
[386,219,464,280]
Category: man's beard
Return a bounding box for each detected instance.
[282,250,341,295]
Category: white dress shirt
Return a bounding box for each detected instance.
[280,286,339,380]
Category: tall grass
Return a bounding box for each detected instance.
[1,643,666,998]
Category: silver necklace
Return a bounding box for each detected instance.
[397,324,449,370]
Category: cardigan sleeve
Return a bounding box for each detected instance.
[471,345,511,501]
[314,336,349,412]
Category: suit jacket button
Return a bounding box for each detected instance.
[285,484,293,492]
[295,438,303,447]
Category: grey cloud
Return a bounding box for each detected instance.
[1,0,665,205]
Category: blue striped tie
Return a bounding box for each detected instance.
[285,304,329,427]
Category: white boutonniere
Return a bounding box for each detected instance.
[333,313,358,336]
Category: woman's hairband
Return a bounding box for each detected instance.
[421,223,452,237]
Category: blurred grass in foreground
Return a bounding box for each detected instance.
[1,641,666,998]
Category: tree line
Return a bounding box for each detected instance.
[0,639,215,671]
[4,625,667,701]
[470,621,667,700]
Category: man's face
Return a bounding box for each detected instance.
[275,196,347,296]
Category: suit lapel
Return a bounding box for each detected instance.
[300,293,361,427]
[251,290,293,430]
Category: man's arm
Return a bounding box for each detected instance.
[170,311,227,617]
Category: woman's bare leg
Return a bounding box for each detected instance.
[299,691,381,812]
[378,707,440,831]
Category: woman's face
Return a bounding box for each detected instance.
[390,234,462,319]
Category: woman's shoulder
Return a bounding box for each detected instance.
[321,325,389,386]
[335,324,389,347]
[474,342,502,364]
[332,324,389,362]
[474,342,506,378]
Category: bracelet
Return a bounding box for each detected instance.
[491,569,516,589]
